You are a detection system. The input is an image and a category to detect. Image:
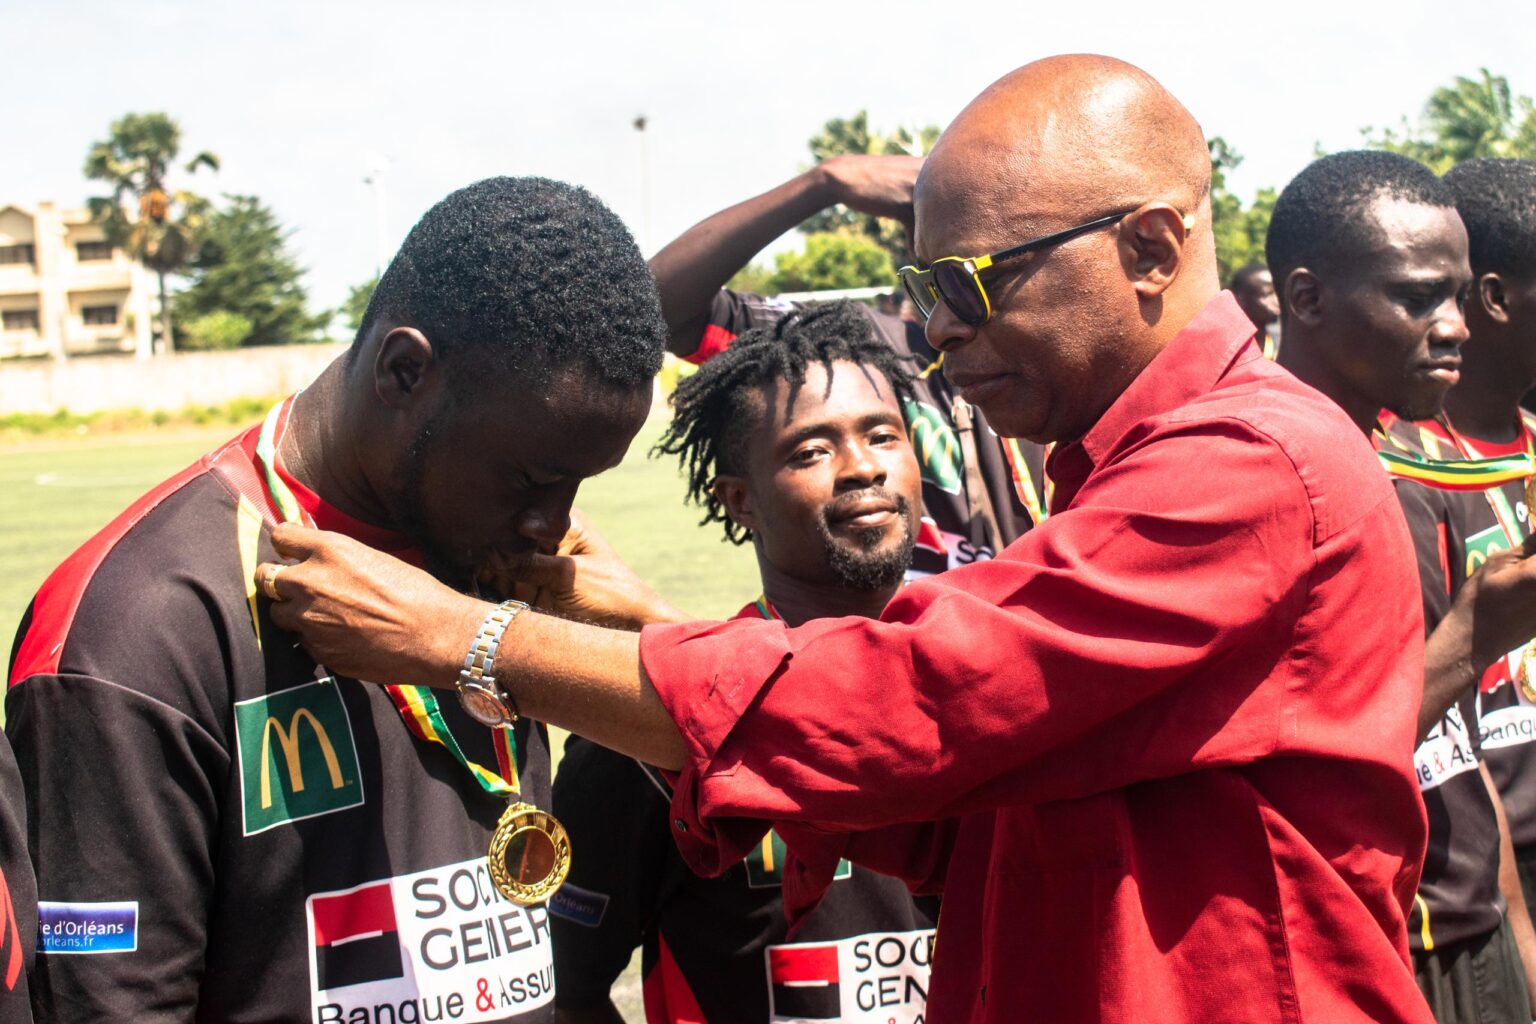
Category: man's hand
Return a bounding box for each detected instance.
[1422,536,1536,737]
[479,509,691,632]
[259,524,485,689]
[818,154,923,237]
[1465,537,1536,665]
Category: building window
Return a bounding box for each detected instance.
[82,304,118,326]
[2,309,39,331]
[76,241,113,261]
[0,244,35,265]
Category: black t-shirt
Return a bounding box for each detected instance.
[550,730,937,1024]
[1378,416,1505,952]
[1447,413,1536,852]
[6,419,555,1023]
[695,290,1046,574]
[0,733,35,1024]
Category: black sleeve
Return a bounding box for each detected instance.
[5,675,227,1023]
[1392,478,1454,635]
[0,731,34,1024]
[550,737,673,1011]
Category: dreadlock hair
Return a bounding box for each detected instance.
[655,301,916,545]
[355,176,665,391]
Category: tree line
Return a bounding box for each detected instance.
[86,70,1536,353]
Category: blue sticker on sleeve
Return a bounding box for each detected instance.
[547,883,609,928]
[37,901,138,954]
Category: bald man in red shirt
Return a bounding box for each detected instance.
[261,57,1432,1022]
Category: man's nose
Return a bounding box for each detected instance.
[838,441,888,490]
[515,486,577,545]
[1436,298,1471,348]
[925,297,976,353]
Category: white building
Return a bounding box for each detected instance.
[0,202,156,359]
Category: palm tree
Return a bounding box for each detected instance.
[1425,69,1519,162]
[83,113,218,355]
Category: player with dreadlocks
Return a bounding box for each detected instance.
[548,301,939,1024]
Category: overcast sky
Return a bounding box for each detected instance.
[7,0,1533,316]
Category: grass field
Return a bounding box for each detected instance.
[1,411,761,1022]
[1,412,760,671]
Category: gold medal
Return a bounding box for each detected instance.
[1526,473,1536,523]
[488,801,571,905]
[1518,640,1536,704]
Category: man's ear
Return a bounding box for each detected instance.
[373,327,437,409]
[1125,205,1189,300]
[1479,272,1511,324]
[712,475,755,534]
[1283,267,1324,329]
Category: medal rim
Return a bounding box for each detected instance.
[487,801,571,905]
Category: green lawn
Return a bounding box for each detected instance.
[2,412,758,1022]
[1,414,759,673]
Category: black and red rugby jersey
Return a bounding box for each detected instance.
[7,412,556,1023]
[549,731,937,1024]
[1377,416,1507,953]
[0,733,34,1024]
[688,289,1047,575]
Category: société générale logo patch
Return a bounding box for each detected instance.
[307,856,554,1023]
[234,678,364,836]
[901,399,962,496]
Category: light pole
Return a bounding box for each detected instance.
[363,156,389,279]
[633,115,651,253]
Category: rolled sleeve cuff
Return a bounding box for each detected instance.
[639,616,792,875]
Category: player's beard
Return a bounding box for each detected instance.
[815,492,915,591]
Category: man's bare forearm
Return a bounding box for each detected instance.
[1421,607,1482,741]
[649,166,837,354]
[415,589,688,770]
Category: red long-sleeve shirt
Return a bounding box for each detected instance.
[640,294,1433,1023]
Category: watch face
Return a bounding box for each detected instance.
[458,684,511,727]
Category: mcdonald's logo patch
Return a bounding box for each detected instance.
[902,399,962,496]
[235,678,364,835]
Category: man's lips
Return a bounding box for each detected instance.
[1421,357,1462,385]
[826,496,901,529]
[945,370,1011,403]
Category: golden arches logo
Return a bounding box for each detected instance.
[903,400,962,494]
[258,709,345,810]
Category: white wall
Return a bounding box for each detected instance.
[0,343,348,415]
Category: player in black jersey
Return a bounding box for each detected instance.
[1435,160,1536,922]
[1272,150,1536,1023]
[651,155,1049,573]
[550,305,937,1024]
[7,178,668,1023]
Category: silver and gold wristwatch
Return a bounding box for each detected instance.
[455,599,528,728]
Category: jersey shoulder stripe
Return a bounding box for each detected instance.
[9,428,269,686]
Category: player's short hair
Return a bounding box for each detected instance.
[1227,262,1268,293]
[357,176,665,389]
[1443,158,1536,280]
[655,301,916,545]
[1266,151,1456,291]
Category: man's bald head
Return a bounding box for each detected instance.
[913,56,1221,444]
[918,55,1212,255]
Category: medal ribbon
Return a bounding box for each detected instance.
[253,396,520,798]
[1435,414,1535,549]
[1374,441,1533,492]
